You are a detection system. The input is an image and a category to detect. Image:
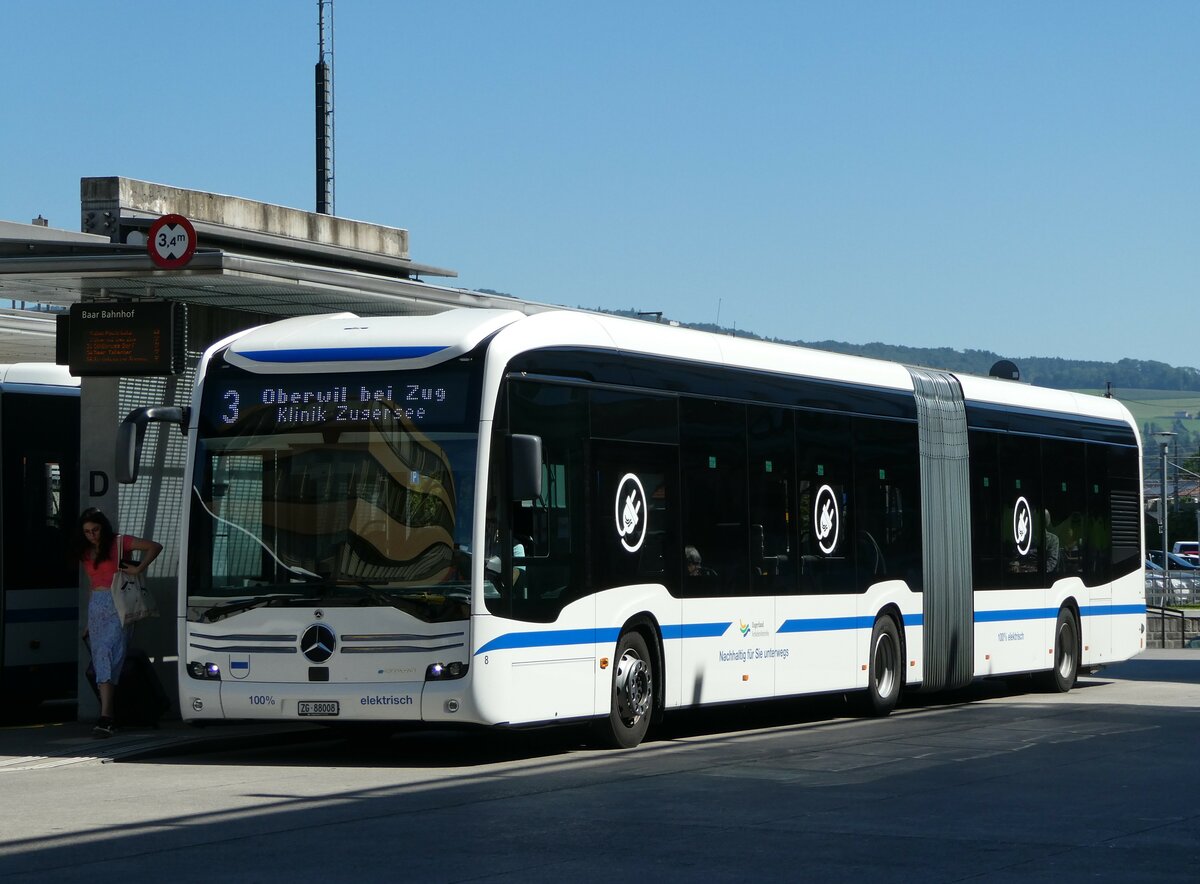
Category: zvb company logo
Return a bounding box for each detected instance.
[614,472,648,553]
[1013,496,1033,556]
[813,484,840,555]
[301,623,337,663]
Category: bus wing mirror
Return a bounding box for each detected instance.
[510,434,543,502]
[117,406,190,484]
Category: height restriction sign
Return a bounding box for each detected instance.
[147,214,197,269]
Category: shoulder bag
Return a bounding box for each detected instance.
[111,535,158,625]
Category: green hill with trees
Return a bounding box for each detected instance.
[594,309,1200,393]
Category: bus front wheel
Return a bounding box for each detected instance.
[599,631,654,749]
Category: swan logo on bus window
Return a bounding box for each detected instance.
[614,473,648,553]
[813,484,840,555]
[1013,496,1033,556]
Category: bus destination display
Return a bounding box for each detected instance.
[66,301,184,376]
[203,369,473,436]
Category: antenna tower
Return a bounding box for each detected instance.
[316,0,335,214]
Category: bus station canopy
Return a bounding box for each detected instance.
[0,223,548,362]
[0,177,562,362]
[0,237,539,319]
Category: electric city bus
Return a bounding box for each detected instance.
[0,363,80,708]
[119,308,1145,747]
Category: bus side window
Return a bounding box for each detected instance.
[852,417,922,591]
[514,461,565,559]
[748,405,797,594]
[1000,435,1043,589]
[1041,439,1086,579]
[680,398,748,597]
[795,411,855,594]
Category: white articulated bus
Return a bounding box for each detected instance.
[119,309,1145,747]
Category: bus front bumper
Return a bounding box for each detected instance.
[180,676,482,724]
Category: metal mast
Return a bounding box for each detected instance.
[316,0,335,215]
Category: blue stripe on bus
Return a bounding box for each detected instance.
[475,627,620,655]
[475,605,1145,655]
[4,607,78,623]
[1111,604,1146,616]
[972,606,1147,623]
[778,616,872,633]
[1080,604,1146,617]
[475,623,731,655]
[974,608,1058,623]
[239,346,447,363]
[662,622,732,640]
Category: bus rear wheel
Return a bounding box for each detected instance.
[1038,608,1078,693]
[866,615,902,716]
[599,631,654,749]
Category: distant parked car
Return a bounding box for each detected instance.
[1146,555,1199,606]
[1148,550,1200,571]
[1172,541,1200,565]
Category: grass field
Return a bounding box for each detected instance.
[1074,389,1200,444]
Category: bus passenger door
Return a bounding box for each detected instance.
[677,399,777,704]
[776,412,858,696]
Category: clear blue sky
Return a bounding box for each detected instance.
[4,2,1198,366]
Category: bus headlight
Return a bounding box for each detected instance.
[426,661,468,681]
[188,661,222,680]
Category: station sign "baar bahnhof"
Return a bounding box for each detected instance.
[59,300,185,377]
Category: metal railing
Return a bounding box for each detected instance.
[1143,600,1198,649]
[1145,572,1200,608]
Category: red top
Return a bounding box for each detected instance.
[83,536,134,590]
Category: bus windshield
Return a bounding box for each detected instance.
[186,360,482,624]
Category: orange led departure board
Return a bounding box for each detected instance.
[62,301,185,376]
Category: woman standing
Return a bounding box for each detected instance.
[73,508,162,737]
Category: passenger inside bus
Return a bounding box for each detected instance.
[453,517,528,597]
[1044,509,1061,573]
[685,545,717,578]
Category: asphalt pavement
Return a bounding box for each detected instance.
[1,648,1195,771]
[2,650,1198,883]
[0,715,322,771]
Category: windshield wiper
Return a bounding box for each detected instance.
[200,591,322,623]
[339,582,468,609]
[342,582,417,610]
